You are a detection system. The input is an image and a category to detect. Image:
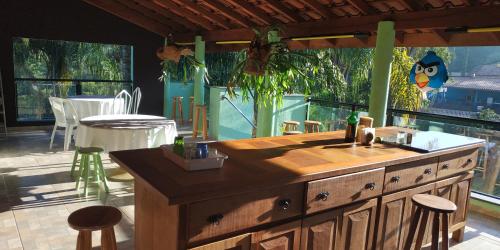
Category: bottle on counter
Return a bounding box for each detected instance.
[173,136,185,157]
[345,106,359,143]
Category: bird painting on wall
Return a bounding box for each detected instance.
[409,51,449,98]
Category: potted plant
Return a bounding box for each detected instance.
[157,44,207,83]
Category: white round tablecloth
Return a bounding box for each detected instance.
[68,97,124,119]
[75,114,178,152]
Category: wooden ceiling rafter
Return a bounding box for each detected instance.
[82,0,171,36]
[299,0,336,19]
[133,0,200,31]
[434,30,452,43]
[346,0,377,14]
[202,0,255,28]
[154,0,217,30]
[262,0,304,23]
[398,0,423,11]
[395,31,405,43]
[174,0,235,29]
[225,0,276,25]
[116,0,183,32]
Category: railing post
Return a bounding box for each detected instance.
[75,80,82,96]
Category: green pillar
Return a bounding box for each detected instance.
[256,31,279,137]
[368,21,395,127]
[194,36,205,106]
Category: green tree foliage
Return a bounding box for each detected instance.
[389,48,422,110]
[479,108,500,121]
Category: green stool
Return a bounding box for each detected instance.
[71,147,80,178]
[74,147,109,196]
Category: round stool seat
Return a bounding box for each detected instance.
[284,121,300,125]
[283,131,303,135]
[68,206,122,231]
[304,120,322,125]
[78,147,104,154]
[412,194,457,213]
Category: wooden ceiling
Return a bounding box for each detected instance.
[83,0,500,51]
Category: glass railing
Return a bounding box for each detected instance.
[15,79,133,121]
[308,100,500,198]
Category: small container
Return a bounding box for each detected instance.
[397,131,407,144]
[196,142,209,158]
[173,136,185,156]
[406,132,413,144]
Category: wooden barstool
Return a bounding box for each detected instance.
[404,194,457,250]
[304,120,322,133]
[193,105,208,140]
[189,96,194,122]
[68,206,122,250]
[172,96,184,125]
[283,121,300,132]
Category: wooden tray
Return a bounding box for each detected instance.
[160,145,228,171]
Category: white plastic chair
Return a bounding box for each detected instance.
[49,97,79,151]
[130,87,142,114]
[112,90,131,114]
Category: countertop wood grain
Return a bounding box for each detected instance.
[109,127,483,205]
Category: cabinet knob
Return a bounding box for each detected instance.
[365,182,376,190]
[316,191,330,201]
[442,164,449,169]
[278,199,291,211]
[391,176,401,183]
[424,168,432,175]
[466,159,473,165]
[207,214,224,225]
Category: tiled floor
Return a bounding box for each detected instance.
[0,128,500,249]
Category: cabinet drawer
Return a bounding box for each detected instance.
[187,184,303,243]
[437,149,478,178]
[384,157,438,193]
[305,168,384,214]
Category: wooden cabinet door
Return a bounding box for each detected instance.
[435,171,473,242]
[375,189,410,250]
[403,182,436,250]
[189,234,251,250]
[301,208,342,250]
[252,220,301,250]
[338,198,378,250]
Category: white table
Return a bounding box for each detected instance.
[68,96,123,119]
[75,114,178,152]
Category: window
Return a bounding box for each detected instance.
[13,37,133,121]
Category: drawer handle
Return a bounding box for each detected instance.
[442,164,449,169]
[207,214,224,226]
[424,168,432,175]
[466,159,473,165]
[391,176,401,183]
[316,192,330,201]
[365,182,376,190]
[278,199,291,211]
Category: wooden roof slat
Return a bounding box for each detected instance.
[154,0,217,30]
[133,0,200,31]
[115,0,183,32]
[299,0,335,19]
[395,31,405,43]
[346,0,377,14]
[174,0,235,29]
[225,0,276,25]
[398,0,424,11]
[262,0,304,22]
[175,4,500,43]
[83,0,171,36]
[202,0,255,28]
[434,30,452,43]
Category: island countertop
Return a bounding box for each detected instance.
[109,127,483,205]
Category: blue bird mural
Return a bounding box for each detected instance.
[409,51,449,93]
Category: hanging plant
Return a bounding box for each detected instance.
[157,44,208,83]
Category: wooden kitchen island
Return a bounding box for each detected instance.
[110,128,483,250]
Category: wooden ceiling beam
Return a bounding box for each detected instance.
[346,0,376,15]
[434,30,452,44]
[116,0,183,32]
[262,0,303,23]
[202,0,255,28]
[299,0,335,19]
[174,0,235,29]
[83,0,171,36]
[395,31,405,44]
[225,0,275,25]
[398,0,423,11]
[133,0,199,31]
[154,0,216,30]
[175,5,500,44]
